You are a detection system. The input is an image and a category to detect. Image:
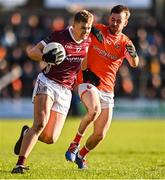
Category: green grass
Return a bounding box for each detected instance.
[0,118,165,179]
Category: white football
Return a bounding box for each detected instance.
[43,42,66,65]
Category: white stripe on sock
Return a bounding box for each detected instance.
[77,131,84,136]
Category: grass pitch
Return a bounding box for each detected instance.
[0,118,165,179]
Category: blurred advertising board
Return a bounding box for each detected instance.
[0,98,164,119]
[114,99,165,119]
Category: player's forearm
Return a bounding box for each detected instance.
[125,44,139,68]
[26,43,44,62]
[27,48,43,62]
[127,55,139,68]
[81,56,88,70]
[132,56,139,67]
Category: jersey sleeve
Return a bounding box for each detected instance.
[89,24,105,39]
[42,34,53,44]
[40,31,57,46]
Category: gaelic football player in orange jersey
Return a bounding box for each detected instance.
[65,5,139,169]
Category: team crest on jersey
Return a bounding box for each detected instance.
[105,39,111,45]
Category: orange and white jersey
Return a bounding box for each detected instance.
[77,24,134,92]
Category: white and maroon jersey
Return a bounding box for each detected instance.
[41,26,91,90]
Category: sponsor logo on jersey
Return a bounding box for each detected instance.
[65,55,84,63]
[65,44,82,51]
[93,45,118,60]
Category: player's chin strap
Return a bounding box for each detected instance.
[91,26,104,43]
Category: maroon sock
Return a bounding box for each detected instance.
[73,132,83,144]
[79,146,89,158]
[16,156,26,166]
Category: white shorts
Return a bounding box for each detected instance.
[32,73,72,115]
[78,83,114,109]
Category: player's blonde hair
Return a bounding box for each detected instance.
[110,5,131,19]
[74,10,93,23]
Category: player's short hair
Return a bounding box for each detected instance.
[74,10,93,23]
[110,5,131,19]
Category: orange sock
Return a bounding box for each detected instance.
[79,146,89,158]
[73,132,83,144]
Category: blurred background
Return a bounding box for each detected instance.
[0,0,165,119]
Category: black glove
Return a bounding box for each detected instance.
[82,69,100,87]
[42,48,65,65]
[91,26,104,43]
[126,44,137,58]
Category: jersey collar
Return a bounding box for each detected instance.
[69,26,83,44]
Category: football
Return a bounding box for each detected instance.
[43,42,66,65]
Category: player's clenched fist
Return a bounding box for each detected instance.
[42,49,65,65]
[126,44,137,58]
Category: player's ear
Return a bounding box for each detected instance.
[71,17,75,28]
[72,22,75,28]
[124,19,128,27]
[72,21,78,28]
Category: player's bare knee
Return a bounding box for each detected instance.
[87,106,101,122]
[95,105,101,117]
[34,121,46,133]
[37,122,45,131]
[34,113,48,132]
[87,110,96,121]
